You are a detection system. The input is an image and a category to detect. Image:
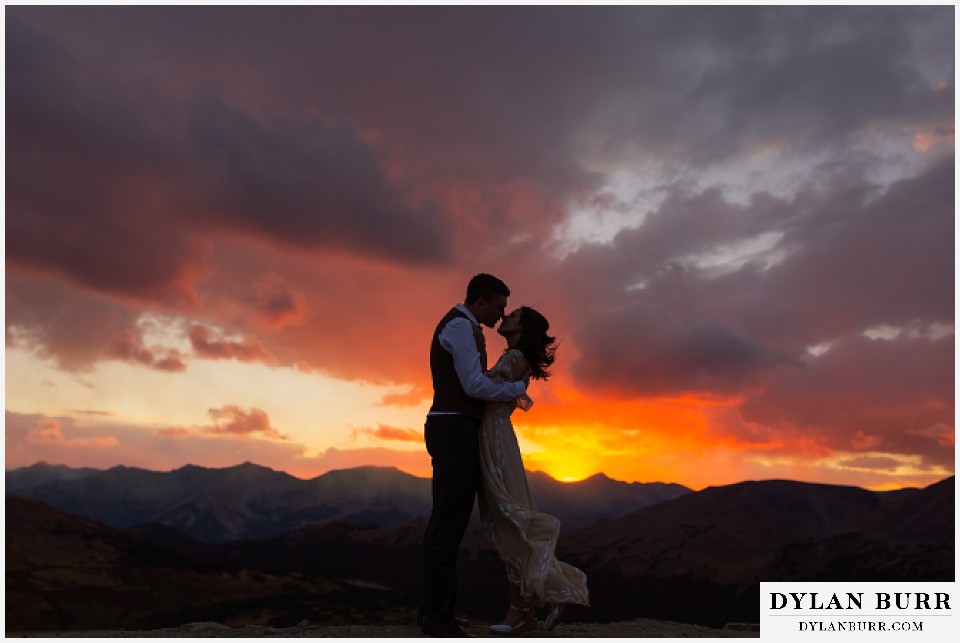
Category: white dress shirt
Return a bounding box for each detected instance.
[429,304,526,416]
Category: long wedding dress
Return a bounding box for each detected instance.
[477,349,590,607]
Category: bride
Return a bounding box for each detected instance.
[478,306,590,635]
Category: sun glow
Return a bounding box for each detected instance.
[525,451,599,484]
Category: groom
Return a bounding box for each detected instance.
[419,273,528,637]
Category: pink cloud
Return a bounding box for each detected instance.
[5,411,309,473]
[378,387,431,408]
[25,418,118,448]
[204,405,288,440]
[353,425,422,443]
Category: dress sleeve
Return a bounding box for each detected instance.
[487,351,535,411]
[486,350,528,383]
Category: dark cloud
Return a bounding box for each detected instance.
[6,274,144,371]
[6,10,453,310]
[5,273,189,373]
[667,7,954,164]
[5,15,206,306]
[768,156,954,336]
[562,156,952,379]
[570,304,790,397]
[249,273,307,330]
[739,334,954,469]
[182,97,452,263]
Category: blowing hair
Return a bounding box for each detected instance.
[514,306,557,380]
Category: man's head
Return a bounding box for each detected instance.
[464,273,510,328]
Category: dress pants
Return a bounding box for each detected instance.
[421,413,482,624]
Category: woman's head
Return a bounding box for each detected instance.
[499,306,556,380]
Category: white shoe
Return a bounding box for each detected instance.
[489,605,538,635]
[544,603,564,630]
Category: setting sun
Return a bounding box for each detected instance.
[522,438,600,483]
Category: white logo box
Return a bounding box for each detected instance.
[760,582,955,641]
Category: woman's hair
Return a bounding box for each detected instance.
[515,306,557,380]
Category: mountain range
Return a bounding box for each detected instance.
[123,475,954,627]
[6,463,953,632]
[5,461,691,541]
[556,476,954,625]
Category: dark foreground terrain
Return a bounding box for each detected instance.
[8,619,761,638]
[6,471,952,634]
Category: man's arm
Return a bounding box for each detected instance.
[438,317,526,401]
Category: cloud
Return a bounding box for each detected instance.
[249,272,307,330]
[570,304,790,398]
[204,405,288,440]
[561,156,953,386]
[5,15,207,306]
[6,273,158,371]
[188,325,274,363]
[5,411,308,473]
[5,12,454,315]
[378,387,431,408]
[24,418,118,448]
[184,98,453,264]
[107,329,187,372]
[353,425,422,443]
[738,333,954,469]
[658,8,953,166]
[837,456,906,472]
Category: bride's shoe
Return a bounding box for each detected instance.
[489,605,538,635]
[544,603,564,631]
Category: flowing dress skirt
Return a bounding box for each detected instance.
[477,351,589,607]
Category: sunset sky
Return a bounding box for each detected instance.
[5,5,955,491]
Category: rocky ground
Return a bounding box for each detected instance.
[8,618,761,638]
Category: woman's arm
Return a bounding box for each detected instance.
[485,351,534,410]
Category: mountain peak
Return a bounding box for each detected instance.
[583,472,613,483]
[315,465,415,482]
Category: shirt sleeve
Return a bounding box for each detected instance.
[438,317,526,401]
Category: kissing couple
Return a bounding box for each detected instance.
[419,273,589,637]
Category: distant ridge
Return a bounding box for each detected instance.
[5,461,104,491]
[5,461,690,541]
[556,476,954,626]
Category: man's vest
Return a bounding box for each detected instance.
[429,307,485,420]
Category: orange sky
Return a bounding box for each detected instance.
[4,6,955,491]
